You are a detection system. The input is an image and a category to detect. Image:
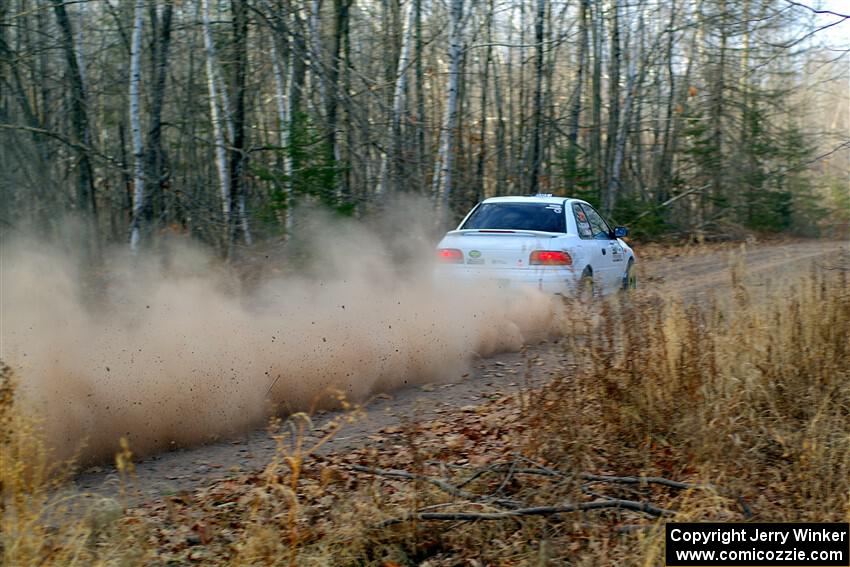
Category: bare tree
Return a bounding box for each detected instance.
[201,0,232,249]
[230,0,253,246]
[145,0,175,229]
[51,0,96,218]
[564,0,589,191]
[377,0,416,197]
[129,0,145,252]
[528,0,546,194]
[0,0,843,249]
[433,0,465,227]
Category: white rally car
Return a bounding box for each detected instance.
[435,195,636,296]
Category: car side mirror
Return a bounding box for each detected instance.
[613,226,628,238]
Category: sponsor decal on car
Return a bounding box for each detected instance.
[467,249,485,264]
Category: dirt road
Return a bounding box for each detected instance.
[68,239,847,506]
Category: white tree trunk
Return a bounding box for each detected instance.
[270,38,293,236]
[607,7,660,211]
[201,0,231,243]
[129,0,145,252]
[215,73,234,143]
[606,60,638,210]
[376,0,416,196]
[433,0,464,227]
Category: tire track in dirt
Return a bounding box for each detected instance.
[68,239,848,506]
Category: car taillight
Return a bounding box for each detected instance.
[529,250,572,265]
[437,248,464,263]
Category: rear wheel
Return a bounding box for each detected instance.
[579,267,594,300]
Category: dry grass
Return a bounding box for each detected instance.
[518,260,850,562]
[2,257,849,565]
[0,364,152,565]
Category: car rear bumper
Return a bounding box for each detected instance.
[433,264,582,295]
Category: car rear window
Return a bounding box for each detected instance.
[461,203,566,233]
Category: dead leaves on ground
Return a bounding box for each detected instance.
[113,389,728,565]
[116,391,530,563]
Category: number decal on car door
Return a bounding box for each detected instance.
[610,243,624,262]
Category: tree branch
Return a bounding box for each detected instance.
[767,18,848,49]
[784,0,850,19]
[580,473,699,490]
[0,122,129,175]
[380,499,675,526]
[633,184,711,221]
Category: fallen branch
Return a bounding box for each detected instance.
[580,473,698,490]
[435,460,699,489]
[493,460,518,496]
[380,498,675,527]
[454,464,498,488]
[358,460,751,521]
[580,474,751,518]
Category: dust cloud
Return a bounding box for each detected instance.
[0,203,560,464]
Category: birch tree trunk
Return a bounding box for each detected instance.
[709,0,728,222]
[663,19,697,205]
[327,0,350,201]
[604,0,621,197]
[605,55,639,215]
[606,5,651,214]
[129,0,145,252]
[270,36,293,235]
[287,6,308,205]
[376,0,415,196]
[433,0,464,227]
[565,0,588,191]
[201,0,231,251]
[474,5,494,202]
[654,0,678,202]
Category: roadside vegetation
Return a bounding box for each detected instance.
[2,250,848,565]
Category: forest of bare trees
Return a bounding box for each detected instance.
[1,0,848,256]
